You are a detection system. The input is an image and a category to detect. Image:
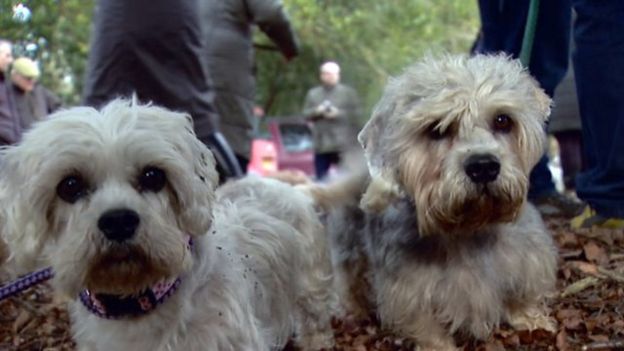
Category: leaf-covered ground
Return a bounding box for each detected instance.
[1,215,623,351]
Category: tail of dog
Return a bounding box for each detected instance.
[298,145,403,213]
[298,172,369,212]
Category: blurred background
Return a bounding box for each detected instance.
[0,0,479,125]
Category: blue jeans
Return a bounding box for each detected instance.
[477,0,572,199]
[572,0,624,217]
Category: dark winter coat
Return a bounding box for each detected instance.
[12,83,61,130]
[82,0,218,141]
[200,0,299,158]
[0,73,21,145]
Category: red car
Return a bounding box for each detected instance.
[248,117,315,176]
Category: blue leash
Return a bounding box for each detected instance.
[0,267,54,301]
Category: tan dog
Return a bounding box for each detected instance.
[314,54,558,350]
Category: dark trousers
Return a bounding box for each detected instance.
[478,0,624,217]
[554,130,583,190]
[314,152,340,181]
[477,0,571,199]
[573,0,624,217]
[236,155,249,175]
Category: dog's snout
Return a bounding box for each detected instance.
[464,154,500,184]
[98,209,140,242]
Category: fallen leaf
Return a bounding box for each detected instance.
[558,232,580,248]
[556,329,570,351]
[588,334,610,342]
[570,260,600,275]
[584,241,609,265]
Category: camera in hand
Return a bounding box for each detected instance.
[320,100,333,114]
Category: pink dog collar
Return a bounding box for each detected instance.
[79,277,182,319]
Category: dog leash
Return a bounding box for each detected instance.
[0,267,54,301]
[0,235,194,303]
[519,0,540,67]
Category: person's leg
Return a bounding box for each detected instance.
[477,0,571,95]
[528,155,557,198]
[571,0,624,227]
[323,152,342,179]
[554,130,583,190]
[235,155,249,174]
[524,0,572,204]
[477,0,527,56]
[315,153,332,180]
[478,0,578,217]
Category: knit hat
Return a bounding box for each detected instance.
[12,57,40,79]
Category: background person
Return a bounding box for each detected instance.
[548,60,583,192]
[10,57,61,130]
[477,0,624,229]
[475,0,583,218]
[82,0,242,180]
[200,0,300,172]
[0,39,21,145]
[303,61,362,180]
[569,0,624,229]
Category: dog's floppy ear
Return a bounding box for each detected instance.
[0,146,56,274]
[125,100,219,237]
[357,78,405,211]
[173,114,219,236]
[358,79,399,184]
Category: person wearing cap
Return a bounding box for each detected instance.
[0,39,21,145]
[302,61,362,180]
[10,57,61,130]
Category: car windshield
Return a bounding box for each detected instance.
[279,123,314,153]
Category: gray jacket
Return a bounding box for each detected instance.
[200,0,299,158]
[303,83,361,153]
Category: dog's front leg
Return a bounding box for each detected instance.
[382,311,458,351]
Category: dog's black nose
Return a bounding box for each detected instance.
[98,209,140,242]
[464,154,500,184]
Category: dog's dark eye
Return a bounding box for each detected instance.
[493,114,513,133]
[138,166,167,192]
[57,175,88,203]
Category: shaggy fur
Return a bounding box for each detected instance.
[0,100,336,350]
[314,54,558,350]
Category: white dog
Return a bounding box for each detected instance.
[0,100,336,350]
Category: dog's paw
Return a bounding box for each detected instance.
[416,338,459,351]
[508,305,557,333]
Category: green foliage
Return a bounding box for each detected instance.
[0,0,478,120]
[0,0,94,104]
[255,0,480,125]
